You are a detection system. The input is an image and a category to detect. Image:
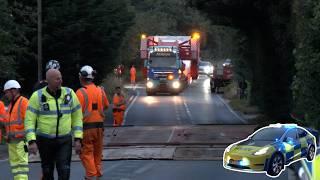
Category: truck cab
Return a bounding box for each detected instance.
[210,59,233,93]
[145,46,184,95]
[140,35,200,95]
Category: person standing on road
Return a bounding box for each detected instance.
[33,59,61,91]
[130,64,136,89]
[25,69,83,180]
[1,80,29,180]
[112,86,126,126]
[76,65,109,180]
[238,79,247,99]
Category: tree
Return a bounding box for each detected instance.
[0,0,17,85]
[39,0,135,89]
[292,0,320,129]
[118,0,211,70]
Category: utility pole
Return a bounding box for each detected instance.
[37,0,42,81]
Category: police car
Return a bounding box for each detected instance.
[223,124,317,177]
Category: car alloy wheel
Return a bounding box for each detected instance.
[268,153,283,176]
[307,145,315,161]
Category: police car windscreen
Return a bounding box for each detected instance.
[251,128,286,141]
[150,56,176,68]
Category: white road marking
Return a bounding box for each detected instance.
[167,128,175,143]
[134,163,154,174]
[216,95,247,124]
[183,100,193,124]
[102,162,123,173]
[123,91,140,125]
[0,158,8,162]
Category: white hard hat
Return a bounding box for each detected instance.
[4,80,21,91]
[79,65,96,79]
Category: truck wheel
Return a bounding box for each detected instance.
[267,153,284,177]
[210,81,215,93]
[210,87,215,93]
[172,92,179,96]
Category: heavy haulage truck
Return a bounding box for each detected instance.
[210,59,233,93]
[140,34,200,95]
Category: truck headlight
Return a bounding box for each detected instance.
[146,81,154,88]
[172,81,180,89]
[204,66,211,74]
[253,147,270,155]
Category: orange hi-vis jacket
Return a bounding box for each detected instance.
[113,94,126,112]
[0,101,5,121]
[112,94,126,126]
[76,84,109,125]
[2,96,28,142]
[0,101,6,142]
[130,67,136,81]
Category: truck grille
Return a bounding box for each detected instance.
[154,73,168,79]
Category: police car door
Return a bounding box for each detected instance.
[297,128,309,157]
[283,129,300,162]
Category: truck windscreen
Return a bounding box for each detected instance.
[149,56,177,68]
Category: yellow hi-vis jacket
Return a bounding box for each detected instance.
[25,87,83,142]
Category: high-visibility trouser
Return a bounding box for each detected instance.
[130,76,136,84]
[113,110,124,126]
[80,127,104,179]
[314,154,320,180]
[8,141,29,180]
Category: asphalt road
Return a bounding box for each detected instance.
[0,160,289,180]
[113,75,246,126]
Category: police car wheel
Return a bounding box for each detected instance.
[210,87,215,93]
[307,145,315,161]
[267,153,284,176]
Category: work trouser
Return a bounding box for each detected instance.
[130,77,135,84]
[37,135,72,180]
[314,154,320,180]
[113,109,124,126]
[80,123,104,179]
[8,141,29,180]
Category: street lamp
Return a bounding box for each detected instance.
[37,0,42,81]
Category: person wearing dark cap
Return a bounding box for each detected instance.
[33,60,61,91]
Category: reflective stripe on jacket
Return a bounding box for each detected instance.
[76,83,109,123]
[25,87,83,142]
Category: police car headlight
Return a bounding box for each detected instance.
[146,81,154,88]
[240,157,250,166]
[172,81,180,89]
[254,147,270,155]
